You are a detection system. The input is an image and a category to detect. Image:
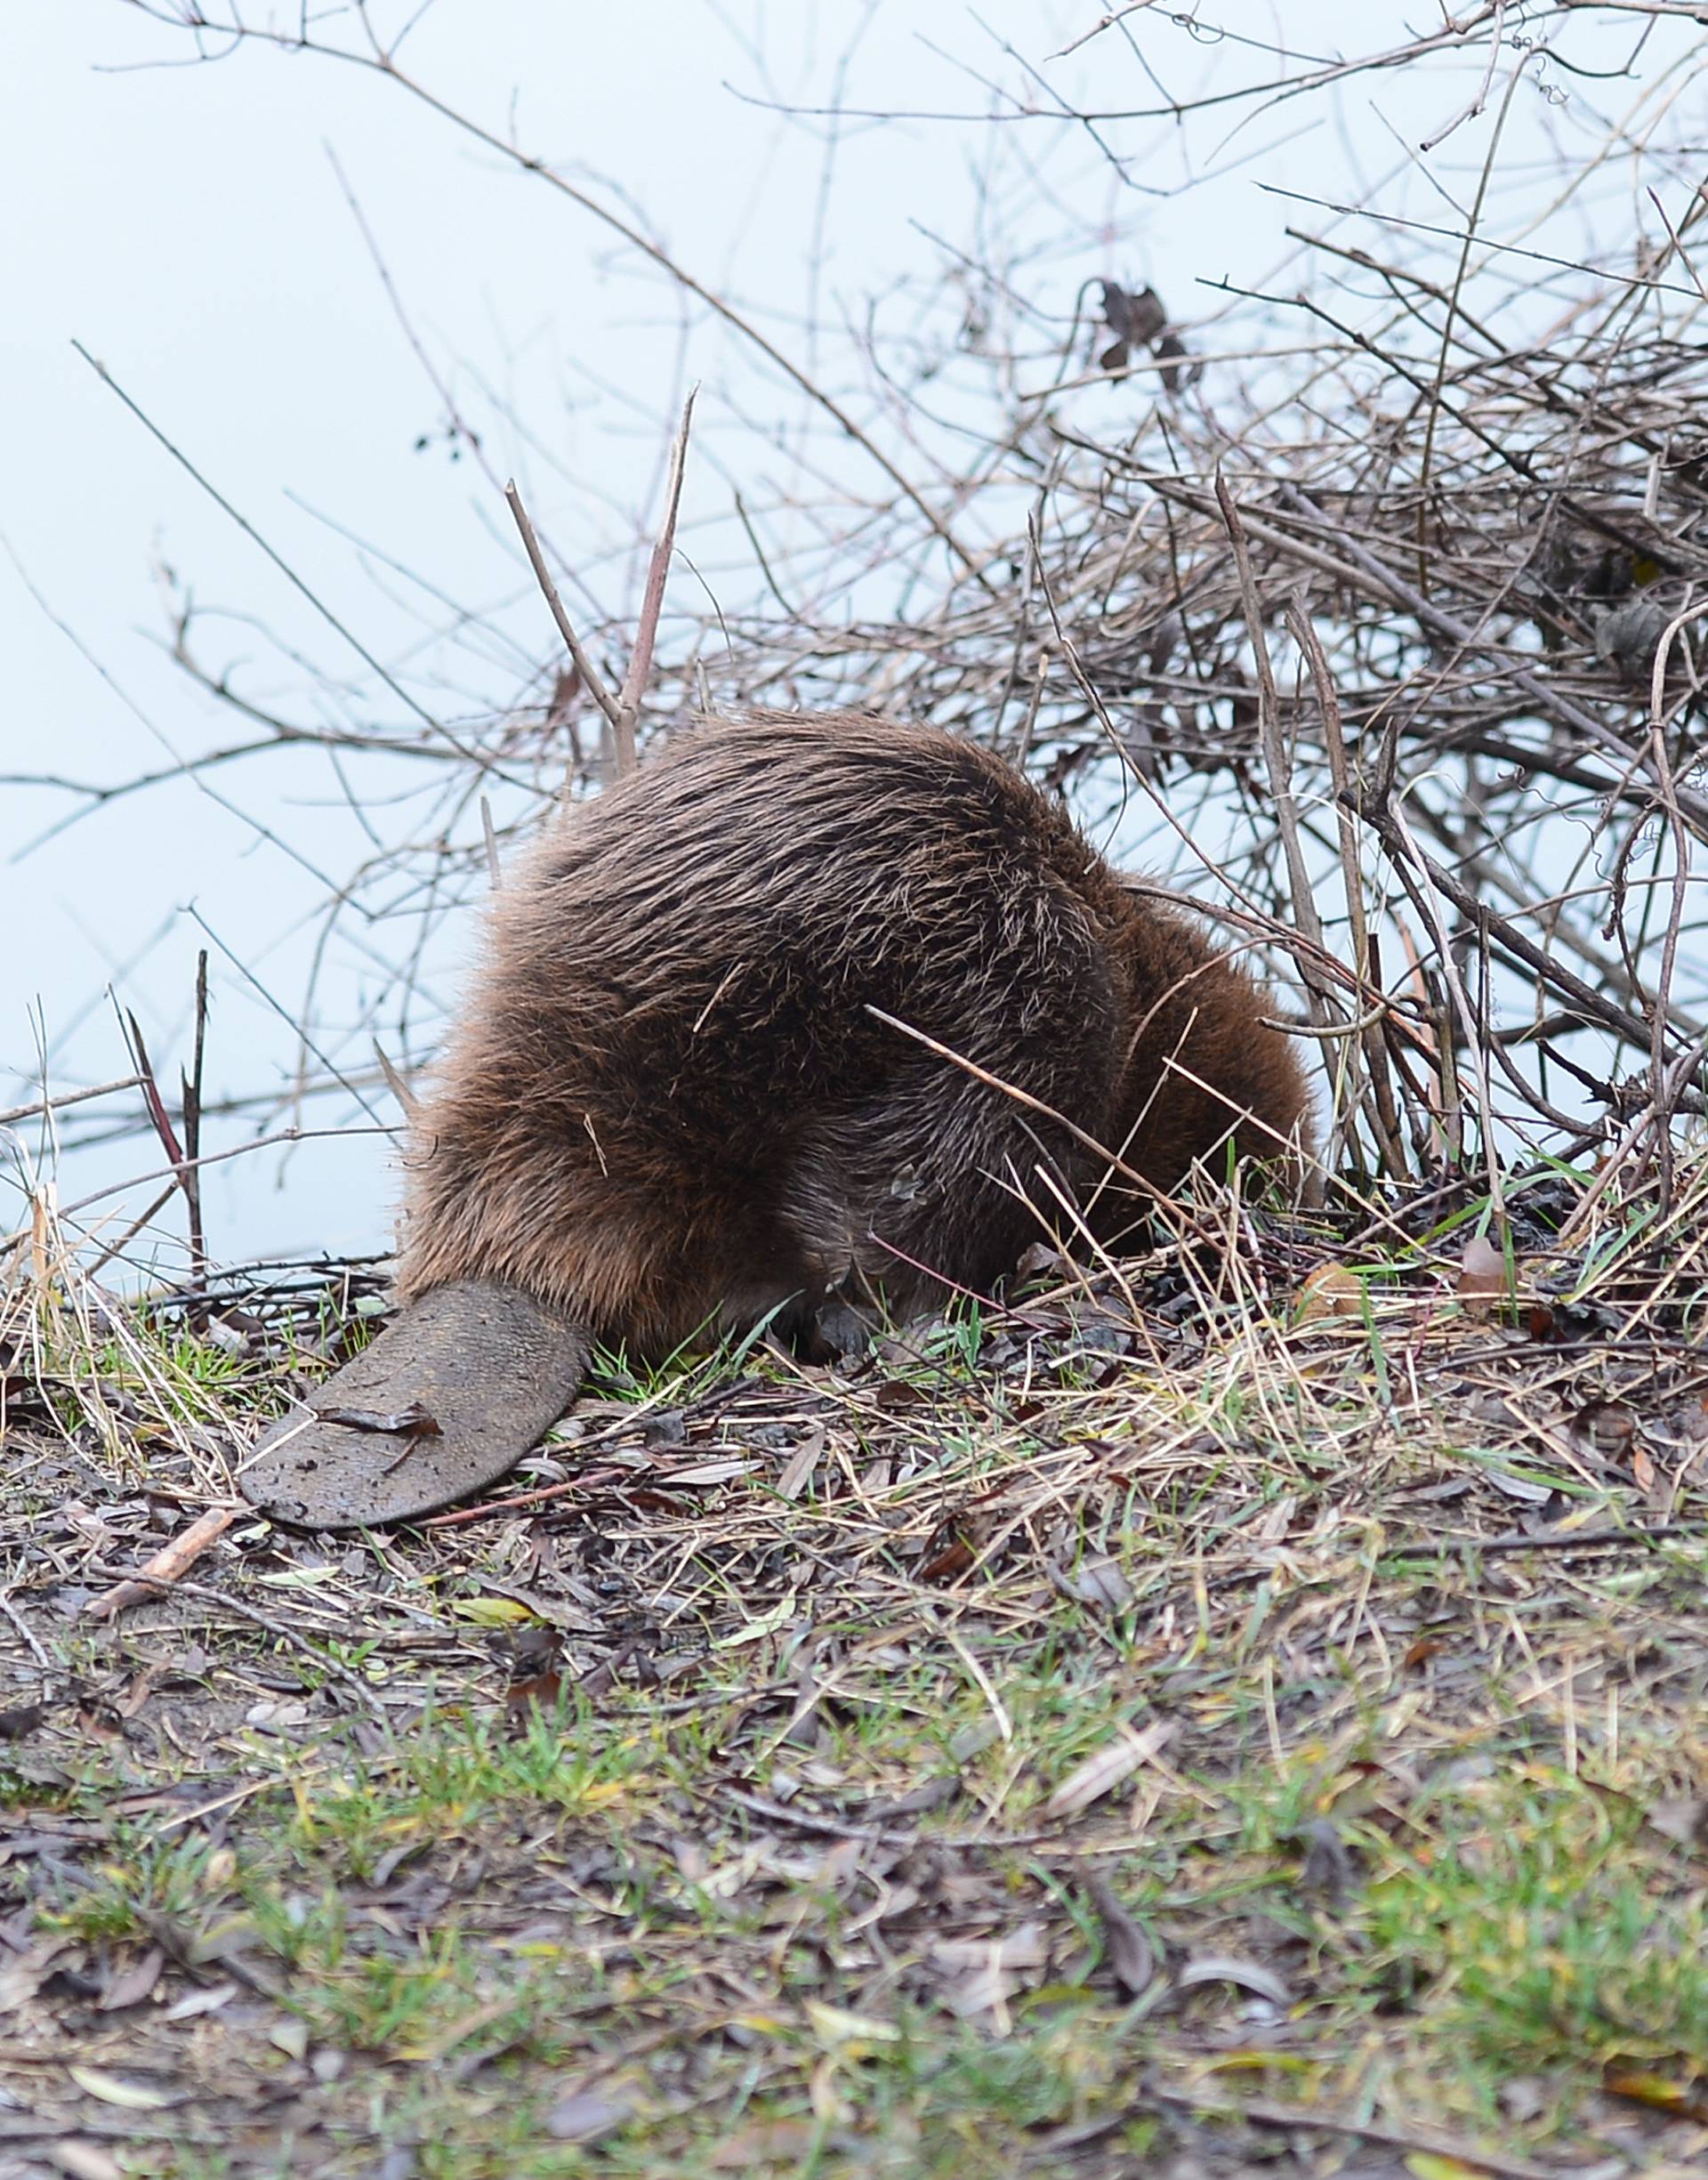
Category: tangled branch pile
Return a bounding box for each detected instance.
[694,249,1708,1199]
[18,2,1708,1270]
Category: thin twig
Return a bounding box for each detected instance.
[612,389,699,778]
[503,480,622,734]
[181,949,209,1288]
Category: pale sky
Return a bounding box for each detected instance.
[3,3,1688,1279]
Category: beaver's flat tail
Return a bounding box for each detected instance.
[240,1281,590,1530]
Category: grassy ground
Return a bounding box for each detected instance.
[4,1169,1708,2179]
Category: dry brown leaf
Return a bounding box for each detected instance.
[1051,1556,1134,1611]
[804,1998,899,2047]
[1569,1398,1639,1460]
[1455,1234,1508,1312]
[708,2122,818,2168]
[1296,1264,1363,1322]
[1485,1465,1555,1506]
[96,1947,165,2013]
[1644,1796,1708,1850]
[776,1426,826,1502]
[928,1926,1050,1971]
[1297,1818,1356,1901]
[665,1457,756,1487]
[318,1401,441,1436]
[48,2144,125,2180]
[161,1982,238,2022]
[545,2084,641,2143]
[929,1921,1048,2020]
[403,1997,521,2063]
[1175,1952,1292,2007]
[1084,1876,1156,1998]
[1042,1718,1175,1819]
[0,1942,71,2014]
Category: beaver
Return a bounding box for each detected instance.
[244,711,1311,1528]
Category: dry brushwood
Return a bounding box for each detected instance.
[242,710,1310,1529]
[21,6,1708,1324]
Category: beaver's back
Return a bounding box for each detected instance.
[398,712,1309,1344]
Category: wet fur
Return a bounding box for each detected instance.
[399,712,1311,1349]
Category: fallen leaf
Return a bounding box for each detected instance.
[712,1591,798,1649]
[449,1596,538,1627]
[949,1720,1002,1763]
[1175,1953,1292,2007]
[505,1669,567,1717]
[1644,1796,1708,1850]
[67,2067,173,2111]
[318,1401,441,1436]
[1569,1399,1638,1464]
[546,2085,640,2143]
[97,1947,165,2012]
[865,1776,958,1821]
[665,1458,755,1486]
[403,1998,520,2063]
[1484,1465,1556,1506]
[1198,2050,1316,2078]
[776,1427,826,1502]
[1296,1264,1363,1322]
[1455,1234,1508,1311]
[804,1999,899,2047]
[708,2122,818,2168]
[1297,1818,1356,1901]
[930,1922,1048,2020]
[0,1942,68,2011]
[1084,1877,1156,1998]
[917,1535,977,1582]
[186,1912,266,1966]
[1603,2068,1708,2122]
[162,1982,238,2022]
[1042,1719,1175,1820]
[47,2143,125,2180]
[1053,1558,1134,1611]
[1497,2077,1549,2123]
[245,1699,310,1732]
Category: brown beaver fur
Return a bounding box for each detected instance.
[397,711,1311,1351]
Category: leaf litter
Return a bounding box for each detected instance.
[4,1170,1708,2175]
